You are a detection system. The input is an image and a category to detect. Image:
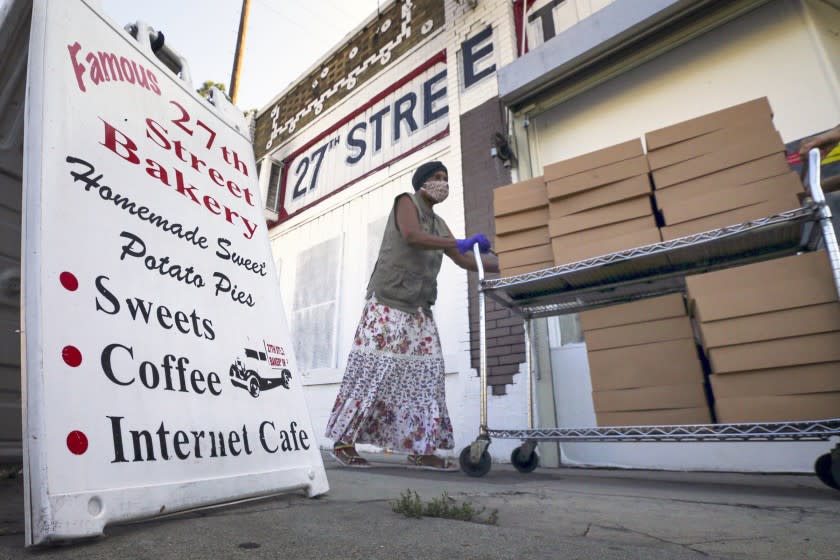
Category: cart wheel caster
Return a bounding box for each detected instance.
[510,446,539,474]
[459,446,491,478]
[814,453,840,491]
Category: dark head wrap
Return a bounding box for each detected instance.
[411,161,447,191]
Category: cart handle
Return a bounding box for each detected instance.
[473,244,485,283]
[808,148,829,208]
[807,148,840,302]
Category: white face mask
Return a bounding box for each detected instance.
[422,180,449,203]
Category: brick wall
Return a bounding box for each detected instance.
[458,98,523,395]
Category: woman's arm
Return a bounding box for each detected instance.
[396,194,499,271]
[395,194,458,250]
[445,247,500,273]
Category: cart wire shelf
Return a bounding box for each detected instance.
[482,206,820,318]
[487,418,840,443]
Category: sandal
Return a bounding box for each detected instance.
[406,454,459,472]
[330,444,371,468]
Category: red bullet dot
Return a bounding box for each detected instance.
[67,431,88,455]
[62,345,82,367]
[59,272,79,291]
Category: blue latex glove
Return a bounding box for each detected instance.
[456,234,491,254]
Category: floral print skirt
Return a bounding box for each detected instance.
[324,298,454,455]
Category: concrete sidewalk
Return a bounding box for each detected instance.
[1,452,839,559]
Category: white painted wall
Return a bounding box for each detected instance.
[529,0,840,171]
[530,0,839,472]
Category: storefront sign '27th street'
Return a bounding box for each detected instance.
[275,53,449,222]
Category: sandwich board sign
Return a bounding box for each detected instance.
[21,0,328,545]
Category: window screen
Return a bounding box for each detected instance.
[292,237,341,372]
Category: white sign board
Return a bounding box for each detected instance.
[21,0,328,546]
[276,53,449,221]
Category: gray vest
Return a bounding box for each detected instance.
[366,193,449,314]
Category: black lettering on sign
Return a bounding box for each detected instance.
[117,231,205,288]
[259,420,310,453]
[107,415,254,464]
[423,69,448,125]
[100,343,223,396]
[462,25,496,89]
[528,0,565,45]
[215,237,267,277]
[290,138,338,200]
[345,122,367,165]
[94,275,216,340]
[393,92,418,142]
[212,272,256,307]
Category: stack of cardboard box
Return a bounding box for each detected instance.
[645,98,803,240]
[493,176,552,276]
[545,139,660,265]
[686,251,840,422]
[580,294,711,426]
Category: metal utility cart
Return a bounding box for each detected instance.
[460,149,840,490]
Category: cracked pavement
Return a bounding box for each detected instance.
[1,451,838,559]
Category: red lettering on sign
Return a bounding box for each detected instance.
[66,41,161,96]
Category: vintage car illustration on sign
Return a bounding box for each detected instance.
[229,347,292,398]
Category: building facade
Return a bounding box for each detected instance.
[255,0,840,468]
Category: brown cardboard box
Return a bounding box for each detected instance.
[549,215,656,246]
[543,138,644,181]
[685,251,837,321]
[501,260,554,277]
[685,250,829,296]
[659,172,803,225]
[580,293,687,330]
[646,119,778,170]
[495,207,550,235]
[714,393,840,423]
[552,227,661,265]
[709,362,840,398]
[495,227,550,253]
[654,154,792,201]
[708,331,840,373]
[644,97,773,150]
[587,338,703,391]
[596,407,712,426]
[549,175,652,217]
[547,157,649,198]
[547,196,653,237]
[584,316,694,351]
[592,384,707,412]
[651,132,784,189]
[660,194,801,240]
[498,243,554,269]
[493,176,547,216]
[698,302,840,348]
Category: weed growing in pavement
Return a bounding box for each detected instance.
[391,490,498,525]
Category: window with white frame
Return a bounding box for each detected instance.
[292,237,341,372]
[265,161,283,213]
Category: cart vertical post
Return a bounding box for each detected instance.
[457,246,493,475]
[524,318,533,431]
[512,317,539,469]
[808,148,840,299]
[473,245,488,437]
